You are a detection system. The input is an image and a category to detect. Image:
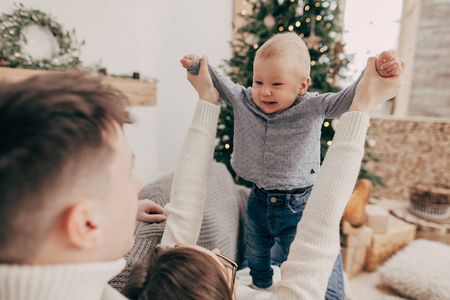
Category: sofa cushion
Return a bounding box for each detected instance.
[110,162,249,291]
[379,239,450,300]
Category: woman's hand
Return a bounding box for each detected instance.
[136,199,167,223]
[186,56,219,105]
[350,56,406,114]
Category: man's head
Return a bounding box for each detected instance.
[0,72,142,264]
[252,32,311,114]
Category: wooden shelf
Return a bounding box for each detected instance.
[0,67,156,106]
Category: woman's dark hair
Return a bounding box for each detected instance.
[123,246,233,300]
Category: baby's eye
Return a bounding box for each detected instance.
[254,81,263,85]
[272,83,283,86]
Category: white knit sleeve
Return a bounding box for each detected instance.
[160,100,220,246]
[272,111,370,299]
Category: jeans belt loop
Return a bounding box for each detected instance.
[285,194,291,207]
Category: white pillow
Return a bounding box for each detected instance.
[379,239,450,300]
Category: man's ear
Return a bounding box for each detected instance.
[62,200,102,250]
[299,76,311,95]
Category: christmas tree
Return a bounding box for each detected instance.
[215,0,384,187]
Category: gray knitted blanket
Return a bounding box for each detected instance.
[110,162,249,291]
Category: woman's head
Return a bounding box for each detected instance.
[123,245,236,300]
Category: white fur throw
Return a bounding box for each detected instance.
[379,239,450,300]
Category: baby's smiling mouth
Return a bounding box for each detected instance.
[262,100,276,106]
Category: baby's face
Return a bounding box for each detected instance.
[252,55,307,114]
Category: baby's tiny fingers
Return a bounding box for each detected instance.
[380,50,395,62]
[380,59,398,70]
[389,68,402,76]
[384,61,401,73]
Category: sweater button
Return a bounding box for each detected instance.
[270,197,277,203]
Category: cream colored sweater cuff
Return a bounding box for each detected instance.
[333,111,370,145]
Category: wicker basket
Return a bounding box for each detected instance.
[409,184,450,220]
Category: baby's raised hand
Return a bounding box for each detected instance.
[136,199,167,223]
[180,54,198,70]
[376,50,402,78]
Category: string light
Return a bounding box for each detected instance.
[19,11,24,16]
[9,30,14,34]
[306,18,311,23]
[324,121,330,127]
[288,25,294,31]
[279,26,284,31]
[327,141,332,146]
[305,5,310,10]
[311,60,316,66]
[316,15,322,21]
[14,53,20,57]
[325,23,331,29]
[253,44,259,49]
[315,2,320,7]
[290,0,295,2]
[225,144,230,149]
[241,10,247,15]
[330,68,335,73]
[295,21,301,27]
[320,46,326,52]
[299,33,304,38]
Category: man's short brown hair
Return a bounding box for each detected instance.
[0,72,131,263]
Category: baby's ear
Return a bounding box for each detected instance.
[299,76,311,95]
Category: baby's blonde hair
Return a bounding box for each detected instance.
[256,32,311,78]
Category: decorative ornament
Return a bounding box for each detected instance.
[334,41,345,54]
[244,33,259,45]
[263,14,276,29]
[331,119,339,131]
[302,19,322,50]
[295,0,305,16]
[0,3,84,70]
[367,139,377,148]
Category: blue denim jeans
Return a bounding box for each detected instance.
[245,185,344,299]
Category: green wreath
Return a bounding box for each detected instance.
[0,3,84,70]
